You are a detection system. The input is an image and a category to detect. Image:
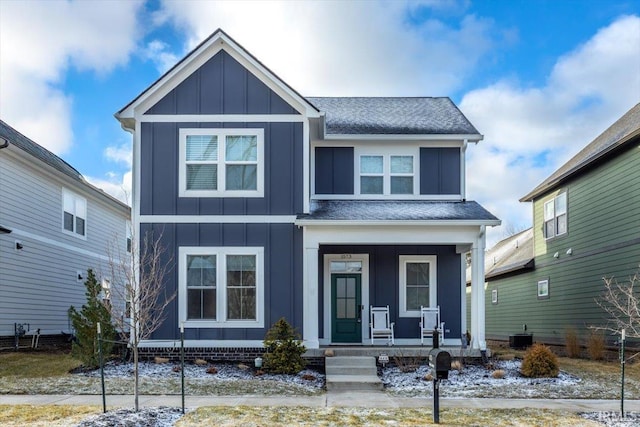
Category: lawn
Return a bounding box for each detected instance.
[0,405,603,427]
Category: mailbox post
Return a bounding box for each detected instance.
[428,349,451,424]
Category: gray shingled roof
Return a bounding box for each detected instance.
[307,97,480,136]
[522,103,640,201]
[297,200,499,223]
[465,228,534,283]
[0,120,83,182]
[0,120,130,211]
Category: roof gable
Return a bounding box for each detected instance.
[146,50,298,115]
[522,103,640,201]
[308,97,481,138]
[116,29,319,126]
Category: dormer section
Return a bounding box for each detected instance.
[309,97,481,201]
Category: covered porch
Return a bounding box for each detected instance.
[296,200,500,351]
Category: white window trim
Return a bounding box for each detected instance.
[354,147,418,198]
[178,128,264,198]
[537,279,549,299]
[491,289,498,304]
[399,255,437,317]
[61,189,87,239]
[179,246,264,328]
[543,192,567,239]
[126,220,132,253]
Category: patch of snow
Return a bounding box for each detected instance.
[76,407,184,427]
[381,359,581,398]
[580,412,640,427]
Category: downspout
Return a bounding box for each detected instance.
[461,139,468,201]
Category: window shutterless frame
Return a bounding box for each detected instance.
[398,255,437,317]
[61,188,87,239]
[179,128,264,198]
[178,246,264,328]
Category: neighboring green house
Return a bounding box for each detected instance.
[473,103,640,346]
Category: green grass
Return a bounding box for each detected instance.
[176,406,601,426]
[0,351,81,378]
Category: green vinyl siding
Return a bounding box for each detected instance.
[484,143,640,345]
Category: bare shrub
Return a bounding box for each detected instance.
[565,327,581,358]
[393,353,422,373]
[587,330,606,361]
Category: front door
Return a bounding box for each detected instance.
[331,273,362,343]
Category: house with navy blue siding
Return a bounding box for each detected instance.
[115,29,499,355]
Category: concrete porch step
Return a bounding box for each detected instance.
[325,356,383,391]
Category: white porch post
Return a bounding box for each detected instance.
[470,226,487,350]
[303,243,320,348]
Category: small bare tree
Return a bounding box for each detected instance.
[596,267,640,342]
[108,227,175,411]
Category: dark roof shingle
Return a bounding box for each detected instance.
[522,103,640,201]
[307,97,480,136]
[0,120,82,182]
[297,200,499,223]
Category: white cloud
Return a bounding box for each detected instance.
[0,0,144,155]
[105,143,133,168]
[154,0,496,96]
[142,39,181,74]
[86,171,133,206]
[462,15,640,246]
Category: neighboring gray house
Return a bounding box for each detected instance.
[0,120,131,347]
[115,29,499,355]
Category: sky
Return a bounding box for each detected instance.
[1,0,639,246]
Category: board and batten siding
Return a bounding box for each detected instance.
[318,244,462,340]
[314,147,354,195]
[140,122,303,216]
[145,50,298,115]
[420,147,461,195]
[0,150,130,336]
[481,142,640,344]
[140,222,303,341]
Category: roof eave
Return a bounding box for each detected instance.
[321,133,483,142]
[295,219,501,227]
[521,128,640,202]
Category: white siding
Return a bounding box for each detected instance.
[0,149,130,336]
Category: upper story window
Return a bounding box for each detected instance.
[543,192,567,239]
[62,189,86,238]
[179,128,264,198]
[357,150,416,196]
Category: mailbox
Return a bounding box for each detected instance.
[428,349,451,380]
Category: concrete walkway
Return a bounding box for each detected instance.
[1,392,639,412]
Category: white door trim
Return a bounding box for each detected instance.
[321,253,370,345]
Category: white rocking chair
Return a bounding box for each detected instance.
[419,306,445,346]
[370,305,395,346]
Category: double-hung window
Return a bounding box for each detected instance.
[62,189,86,237]
[179,128,264,197]
[357,151,415,196]
[180,247,264,328]
[543,192,567,239]
[399,255,437,317]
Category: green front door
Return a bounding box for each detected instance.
[331,273,362,343]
